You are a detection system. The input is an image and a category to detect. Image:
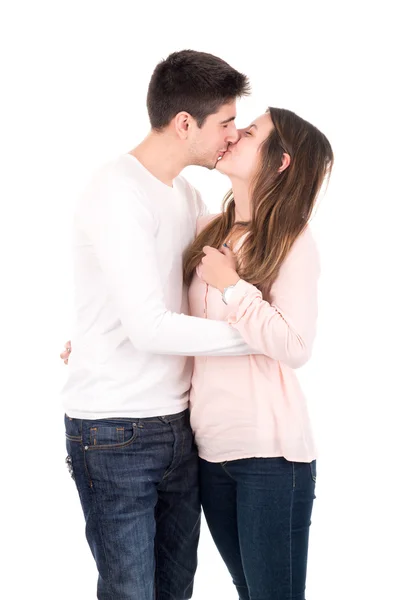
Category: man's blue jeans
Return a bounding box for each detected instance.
[65,409,200,599]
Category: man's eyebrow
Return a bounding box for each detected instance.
[220,116,236,125]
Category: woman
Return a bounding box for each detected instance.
[183,107,333,600]
[61,107,333,599]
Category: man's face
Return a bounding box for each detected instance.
[187,101,239,169]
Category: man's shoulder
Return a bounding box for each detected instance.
[81,155,150,200]
[80,155,135,193]
[75,155,151,223]
[98,154,144,187]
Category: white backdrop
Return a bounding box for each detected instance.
[1,1,399,598]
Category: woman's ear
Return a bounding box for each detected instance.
[278,152,291,173]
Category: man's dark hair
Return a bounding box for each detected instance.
[147,50,251,130]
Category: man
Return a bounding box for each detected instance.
[62,50,253,600]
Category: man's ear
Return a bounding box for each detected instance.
[174,112,192,139]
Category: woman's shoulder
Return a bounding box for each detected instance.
[279,224,320,275]
[291,224,318,256]
[196,213,221,235]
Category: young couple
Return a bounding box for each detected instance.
[61,50,333,600]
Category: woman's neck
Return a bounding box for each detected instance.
[231,180,251,223]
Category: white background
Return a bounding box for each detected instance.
[1,1,399,598]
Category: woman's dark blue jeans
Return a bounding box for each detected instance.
[200,457,316,600]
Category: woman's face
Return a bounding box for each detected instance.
[216,112,274,181]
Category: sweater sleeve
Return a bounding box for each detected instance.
[224,227,320,368]
[78,172,257,357]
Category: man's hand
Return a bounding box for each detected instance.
[200,244,240,292]
[60,340,71,365]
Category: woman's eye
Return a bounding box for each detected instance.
[245,131,252,136]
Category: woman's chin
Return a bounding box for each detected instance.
[216,157,229,175]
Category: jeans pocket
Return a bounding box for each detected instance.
[65,414,82,442]
[83,419,138,450]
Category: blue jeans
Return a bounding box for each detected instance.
[65,409,200,600]
[200,457,316,600]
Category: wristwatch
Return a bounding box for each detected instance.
[222,284,237,305]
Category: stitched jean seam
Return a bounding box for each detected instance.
[83,428,138,451]
[220,462,236,481]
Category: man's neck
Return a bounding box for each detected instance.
[130,131,187,188]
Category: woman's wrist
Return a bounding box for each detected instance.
[217,272,240,294]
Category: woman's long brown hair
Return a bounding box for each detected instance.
[183,107,334,293]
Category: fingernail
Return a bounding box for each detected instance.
[223,243,228,247]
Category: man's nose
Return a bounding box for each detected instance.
[227,129,244,148]
[226,126,240,144]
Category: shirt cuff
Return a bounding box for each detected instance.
[225,279,262,313]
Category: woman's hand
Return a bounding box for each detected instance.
[60,340,71,365]
[200,244,240,292]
